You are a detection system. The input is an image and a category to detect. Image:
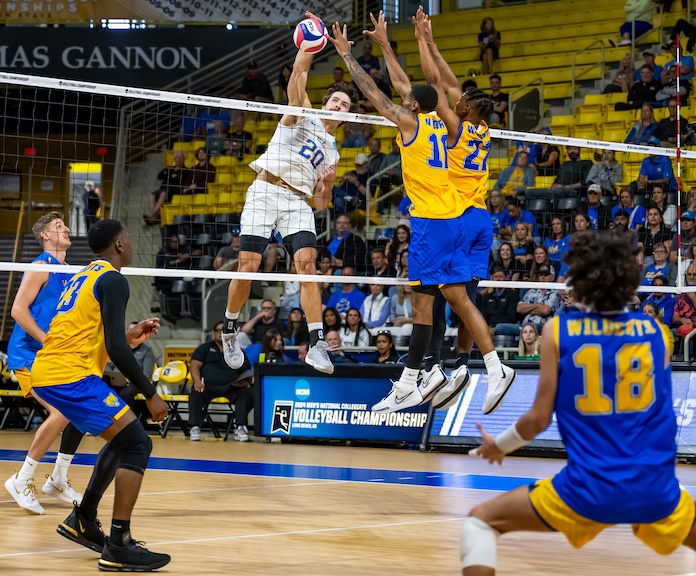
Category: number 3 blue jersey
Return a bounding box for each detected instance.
[551,312,680,524]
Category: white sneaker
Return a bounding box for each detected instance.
[433,365,471,410]
[305,340,335,374]
[618,38,632,45]
[482,365,517,414]
[417,365,447,403]
[234,425,250,442]
[42,475,83,505]
[221,329,244,369]
[5,474,45,515]
[372,380,422,413]
[190,426,201,441]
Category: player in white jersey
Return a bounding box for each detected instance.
[222,11,358,374]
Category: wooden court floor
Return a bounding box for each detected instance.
[0,432,695,575]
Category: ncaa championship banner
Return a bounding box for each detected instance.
[255,364,429,443]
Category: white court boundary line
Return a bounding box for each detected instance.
[1,71,694,159]
[0,516,466,558]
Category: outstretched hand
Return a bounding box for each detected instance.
[468,422,506,465]
[412,6,433,42]
[363,11,389,46]
[305,10,323,23]
[327,22,353,57]
[126,317,160,347]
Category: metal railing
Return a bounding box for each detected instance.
[0,201,25,340]
[571,40,605,111]
[509,77,544,131]
[364,161,403,236]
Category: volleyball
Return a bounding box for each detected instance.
[293,18,328,54]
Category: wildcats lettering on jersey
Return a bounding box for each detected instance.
[565,317,658,338]
[448,120,490,209]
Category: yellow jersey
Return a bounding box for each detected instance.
[447,120,491,210]
[397,112,465,219]
[32,260,115,387]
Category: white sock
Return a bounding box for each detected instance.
[17,457,39,484]
[483,351,502,378]
[224,310,239,320]
[460,517,499,569]
[307,322,323,332]
[398,367,420,390]
[51,453,74,483]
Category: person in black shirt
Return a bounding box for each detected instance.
[225,115,254,159]
[534,143,560,177]
[489,74,509,126]
[615,65,660,110]
[182,148,216,194]
[145,150,190,225]
[654,98,688,146]
[239,60,274,102]
[240,298,283,344]
[638,206,673,264]
[83,181,101,232]
[551,146,592,195]
[188,321,254,442]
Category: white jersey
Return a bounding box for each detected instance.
[249,116,340,197]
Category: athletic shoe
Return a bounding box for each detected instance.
[482,365,517,414]
[417,364,447,403]
[57,503,106,553]
[43,475,83,505]
[372,379,423,413]
[304,341,335,374]
[99,536,171,572]
[4,474,44,515]
[234,425,250,442]
[433,365,471,410]
[189,426,201,441]
[221,329,244,369]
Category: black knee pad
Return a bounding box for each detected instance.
[285,231,316,258]
[110,420,152,475]
[240,234,269,255]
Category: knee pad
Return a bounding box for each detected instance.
[465,280,479,303]
[110,420,152,475]
[460,517,499,569]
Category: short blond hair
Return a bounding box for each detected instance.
[31,211,64,244]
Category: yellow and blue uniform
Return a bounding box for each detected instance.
[7,252,73,397]
[529,312,695,555]
[398,112,480,286]
[31,260,129,435]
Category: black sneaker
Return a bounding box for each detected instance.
[56,504,106,553]
[99,536,171,572]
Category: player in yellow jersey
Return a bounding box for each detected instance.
[412,9,516,411]
[30,220,170,572]
[328,18,513,414]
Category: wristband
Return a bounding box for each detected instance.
[494,423,528,454]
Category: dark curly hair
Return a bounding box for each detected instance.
[463,88,492,124]
[322,84,360,112]
[564,230,642,312]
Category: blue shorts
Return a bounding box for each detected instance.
[409,208,492,286]
[31,375,130,436]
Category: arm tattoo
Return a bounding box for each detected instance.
[342,54,407,121]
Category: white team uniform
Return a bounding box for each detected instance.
[242,116,340,241]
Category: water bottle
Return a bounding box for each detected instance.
[31,417,41,431]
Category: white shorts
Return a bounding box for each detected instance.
[240,180,316,241]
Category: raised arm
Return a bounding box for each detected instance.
[328,22,417,138]
[363,11,411,100]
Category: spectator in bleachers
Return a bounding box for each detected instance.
[493,150,535,196]
[360,282,390,329]
[525,245,552,281]
[612,187,646,229]
[586,149,623,195]
[534,142,560,177]
[104,321,156,399]
[551,146,592,195]
[378,138,403,210]
[670,14,696,51]
[625,104,658,144]
[586,185,611,230]
[370,247,397,295]
[477,268,519,333]
[297,342,309,363]
[612,208,630,231]
[224,115,253,159]
[479,17,501,75]
[555,289,580,316]
[214,233,241,271]
[633,49,662,82]
[489,74,509,126]
[604,53,636,93]
[197,107,231,138]
[493,242,523,282]
[641,300,674,354]
[145,150,190,225]
[239,60,274,102]
[643,244,677,285]
[155,236,200,277]
[654,99,688,147]
[651,185,677,229]
[363,68,393,112]
[340,308,371,347]
[205,120,228,156]
[616,65,660,110]
[328,66,351,93]
[367,330,400,364]
[276,63,292,104]
[326,266,366,317]
[380,40,407,88]
[672,263,696,339]
[357,41,380,73]
[679,211,696,259]
[240,299,283,345]
[386,224,410,274]
[321,215,367,273]
[544,216,570,270]
[633,138,676,192]
[367,138,385,175]
[638,206,673,264]
[332,154,370,214]
[611,0,653,46]
[512,140,538,170]
[283,307,310,346]
[572,212,592,233]
[664,39,694,82]
[515,324,541,360]
[261,329,289,363]
[643,276,676,322]
[650,64,690,108]
[182,147,216,194]
[389,280,413,327]
[325,330,357,364]
[511,221,536,266]
[399,249,409,277]
[342,104,374,148]
[462,78,478,91]
[178,104,200,142]
[188,323,254,442]
[323,307,343,334]
[487,189,507,251]
[500,197,540,243]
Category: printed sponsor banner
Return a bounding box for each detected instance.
[256,364,429,443]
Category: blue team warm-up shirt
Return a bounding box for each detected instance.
[551,312,679,524]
